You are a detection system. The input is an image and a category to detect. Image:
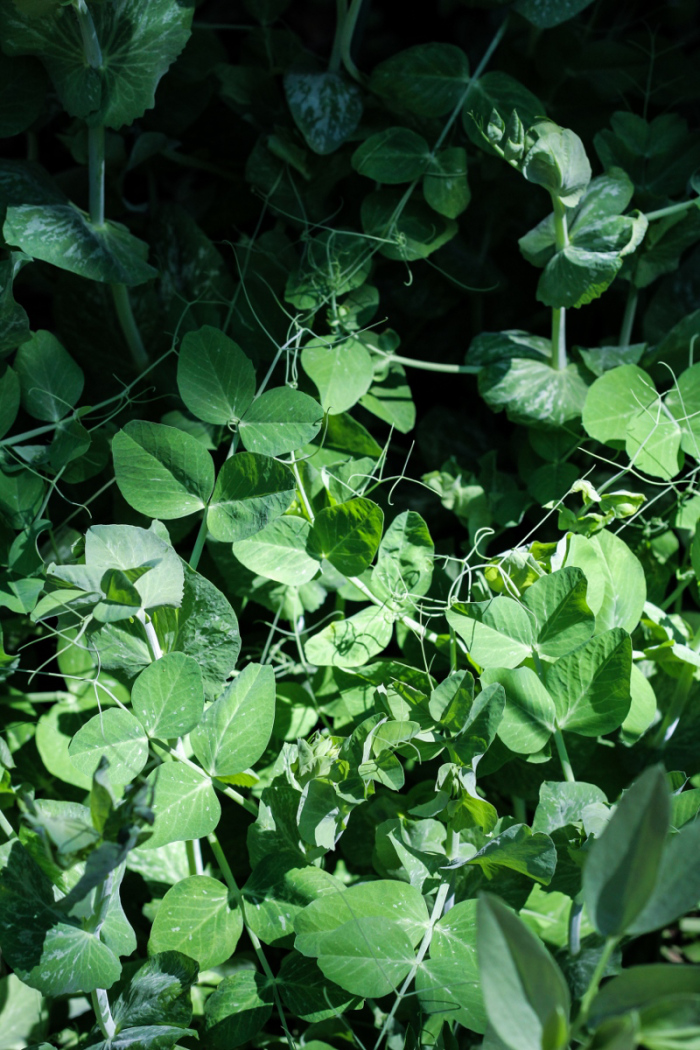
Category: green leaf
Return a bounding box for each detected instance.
[204,970,273,1050]
[242,851,343,947]
[521,567,595,658]
[0,53,46,137]
[85,524,184,612]
[301,336,374,415]
[68,708,148,791]
[564,529,646,635]
[666,361,700,459]
[477,894,570,1050]
[278,953,359,1022]
[372,510,434,600]
[131,652,204,739]
[594,112,700,202]
[307,497,383,577]
[13,329,83,422]
[468,825,557,884]
[543,628,632,735]
[284,70,362,154]
[233,515,319,585]
[111,951,197,1029]
[361,189,457,261]
[304,604,394,668]
[416,899,486,1032]
[627,820,700,935]
[174,563,241,701]
[430,669,472,730]
[0,251,31,354]
[583,765,670,936]
[191,662,275,776]
[369,42,470,117]
[148,874,243,969]
[463,73,544,155]
[0,0,194,130]
[0,839,121,996]
[177,325,256,425]
[113,421,215,519]
[514,0,595,28]
[447,598,534,669]
[238,387,323,457]
[582,364,656,445]
[482,666,556,753]
[352,127,431,184]
[0,361,19,439]
[479,357,589,427]
[532,781,608,834]
[522,122,592,207]
[311,916,416,998]
[207,453,296,544]
[537,245,622,308]
[0,465,45,529]
[423,146,471,218]
[360,359,416,433]
[0,973,46,1047]
[294,879,429,951]
[589,966,700,1029]
[141,763,221,850]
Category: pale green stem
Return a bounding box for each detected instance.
[329,0,346,72]
[0,808,16,840]
[512,795,527,824]
[619,284,639,347]
[445,824,459,859]
[186,837,204,876]
[568,897,583,957]
[363,340,479,374]
[189,516,208,571]
[551,196,569,371]
[111,284,148,371]
[208,833,296,1050]
[137,609,163,661]
[575,937,618,1029]
[74,0,103,67]
[88,124,105,227]
[340,0,365,83]
[90,872,117,1041]
[645,198,700,223]
[372,881,450,1050]
[553,728,575,783]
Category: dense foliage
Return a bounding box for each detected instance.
[1,0,700,1048]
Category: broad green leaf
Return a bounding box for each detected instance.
[369,42,470,117]
[0,465,45,529]
[666,362,700,460]
[307,497,383,576]
[301,336,374,414]
[564,529,646,634]
[278,953,359,1023]
[532,781,608,834]
[0,53,46,137]
[284,71,362,154]
[204,970,273,1049]
[482,666,556,752]
[588,966,700,1028]
[207,452,296,543]
[627,820,700,935]
[304,604,393,668]
[68,708,148,791]
[0,362,19,439]
[286,229,372,309]
[83,524,184,612]
[141,763,221,850]
[583,765,670,936]
[477,894,570,1050]
[537,245,621,308]
[174,563,241,701]
[148,875,243,969]
[312,916,416,998]
[468,824,557,884]
[594,112,700,202]
[191,663,275,776]
[521,567,594,658]
[0,251,31,354]
[233,515,319,585]
[14,329,83,422]
[352,127,431,184]
[543,628,632,735]
[113,421,215,519]
[463,72,543,154]
[131,652,204,739]
[242,851,343,947]
[4,204,157,285]
[238,387,323,457]
[621,664,657,742]
[372,510,434,600]
[361,189,457,261]
[177,325,256,425]
[110,951,197,1029]
[294,879,429,951]
[582,365,657,446]
[424,146,471,218]
[479,357,589,426]
[625,400,683,481]
[0,840,121,996]
[521,122,592,207]
[447,598,534,669]
[0,973,46,1047]
[416,899,486,1032]
[0,0,194,130]
[514,0,595,28]
[360,359,416,433]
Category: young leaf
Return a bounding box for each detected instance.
[207,452,296,543]
[307,497,384,576]
[481,666,556,753]
[177,325,256,425]
[583,765,670,936]
[148,875,243,969]
[190,662,276,777]
[238,387,323,457]
[233,515,319,585]
[352,127,431,184]
[14,329,83,421]
[112,420,215,519]
[68,708,148,791]
[521,122,592,206]
[372,510,434,600]
[521,566,595,658]
[131,651,204,739]
[447,598,534,669]
[141,763,221,851]
[284,70,363,155]
[477,894,570,1050]
[543,628,632,736]
[301,336,374,415]
[369,42,470,117]
[204,970,274,1049]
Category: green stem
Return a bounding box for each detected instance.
[186,837,204,876]
[576,936,618,1030]
[568,897,583,957]
[137,609,163,661]
[0,808,16,840]
[445,823,458,859]
[619,284,639,347]
[90,872,117,1041]
[645,198,700,223]
[362,340,479,374]
[74,0,103,68]
[340,0,365,83]
[91,989,116,1041]
[649,661,695,749]
[208,833,296,1050]
[189,515,208,571]
[553,728,575,783]
[111,284,148,371]
[329,0,346,72]
[551,196,569,371]
[88,124,105,227]
[512,795,527,824]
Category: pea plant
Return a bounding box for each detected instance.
[1,0,700,1048]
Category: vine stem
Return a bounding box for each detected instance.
[0,808,16,840]
[362,339,480,374]
[553,728,575,783]
[88,125,105,227]
[340,0,365,83]
[329,0,346,72]
[644,198,700,223]
[90,871,117,1040]
[574,936,618,1033]
[372,881,450,1050]
[568,897,583,957]
[189,516,209,572]
[619,284,639,347]
[551,196,569,371]
[208,833,296,1050]
[136,608,163,661]
[111,284,149,371]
